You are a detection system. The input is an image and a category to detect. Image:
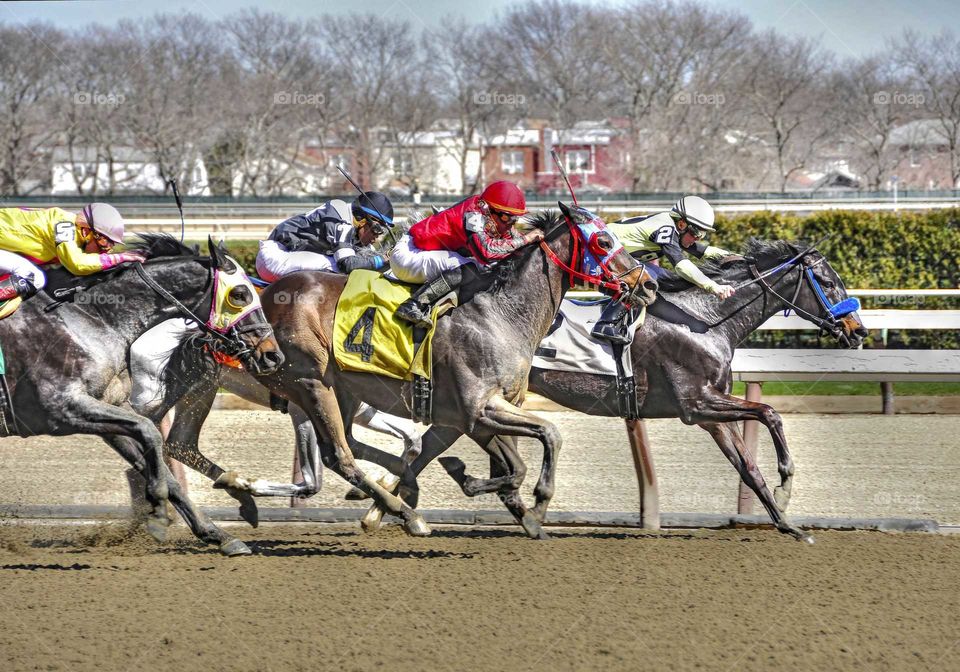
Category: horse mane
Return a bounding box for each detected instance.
[654,238,805,293]
[125,233,200,260]
[159,331,220,403]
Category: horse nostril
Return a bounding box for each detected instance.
[263,350,285,368]
[644,279,658,293]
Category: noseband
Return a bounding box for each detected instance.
[133,263,269,362]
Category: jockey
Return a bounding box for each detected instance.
[0,203,145,302]
[392,181,544,327]
[255,192,394,282]
[594,195,736,344]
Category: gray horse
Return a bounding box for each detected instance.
[0,235,282,555]
[377,239,868,540]
[248,205,656,539]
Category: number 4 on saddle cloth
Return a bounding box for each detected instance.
[334,269,454,382]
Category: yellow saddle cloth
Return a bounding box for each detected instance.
[0,297,22,322]
[333,270,451,381]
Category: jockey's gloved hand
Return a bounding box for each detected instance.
[523,229,545,244]
[100,251,148,270]
[710,283,736,300]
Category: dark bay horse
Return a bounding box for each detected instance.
[0,235,282,555]
[381,239,867,541]
[253,204,657,538]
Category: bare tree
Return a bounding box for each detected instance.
[738,31,836,191]
[0,22,64,195]
[893,30,960,188]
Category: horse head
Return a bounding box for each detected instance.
[550,202,658,307]
[206,236,285,374]
[793,248,868,348]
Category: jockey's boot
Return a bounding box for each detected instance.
[0,275,37,302]
[394,267,463,329]
[591,299,632,345]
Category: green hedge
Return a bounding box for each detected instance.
[207,208,960,349]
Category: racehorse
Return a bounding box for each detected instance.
[368,239,867,541]
[0,235,282,555]
[251,204,657,538]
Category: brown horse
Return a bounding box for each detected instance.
[253,204,657,539]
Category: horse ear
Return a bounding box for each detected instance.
[558,201,572,219]
[208,235,224,269]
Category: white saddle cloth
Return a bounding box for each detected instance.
[532,299,644,377]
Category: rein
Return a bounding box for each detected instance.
[538,217,626,295]
[132,263,263,359]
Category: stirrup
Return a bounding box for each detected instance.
[592,323,632,345]
[394,300,433,329]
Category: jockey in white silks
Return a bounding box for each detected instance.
[128,192,422,490]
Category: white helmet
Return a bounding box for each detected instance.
[81,203,125,244]
[672,195,715,232]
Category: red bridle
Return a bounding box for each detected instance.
[538,215,627,296]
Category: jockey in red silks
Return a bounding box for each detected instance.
[392,181,544,327]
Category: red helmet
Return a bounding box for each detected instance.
[481,181,527,215]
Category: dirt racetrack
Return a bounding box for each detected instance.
[1,522,958,672]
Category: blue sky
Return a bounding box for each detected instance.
[2,0,955,57]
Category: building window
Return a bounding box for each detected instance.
[501,151,524,174]
[392,153,413,176]
[565,149,591,173]
[909,147,921,168]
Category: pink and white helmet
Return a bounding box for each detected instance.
[81,203,125,244]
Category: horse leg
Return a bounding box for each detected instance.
[354,401,423,463]
[165,377,261,527]
[699,422,812,543]
[105,436,250,556]
[472,395,562,524]
[360,425,463,533]
[691,391,796,510]
[463,433,547,540]
[294,380,430,536]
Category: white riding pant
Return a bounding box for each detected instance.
[389,233,473,284]
[129,317,197,413]
[0,250,46,288]
[256,239,337,282]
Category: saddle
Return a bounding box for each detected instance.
[533,298,645,419]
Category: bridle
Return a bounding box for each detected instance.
[133,262,272,363]
[539,210,644,302]
[704,238,862,344]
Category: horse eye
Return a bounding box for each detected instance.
[230,287,251,306]
[596,233,613,249]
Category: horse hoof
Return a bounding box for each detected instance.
[520,512,550,540]
[361,505,385,533]
[145,517,169,543]
[220,539,252,557]
[403,515,431,537]
[344,486,369,501]
[800,533,815,545]
[213,471,249,492]
[528,503,547,523]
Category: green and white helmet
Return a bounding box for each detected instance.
[672,195,715,232]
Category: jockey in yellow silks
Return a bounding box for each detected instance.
[0,203,146,301]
